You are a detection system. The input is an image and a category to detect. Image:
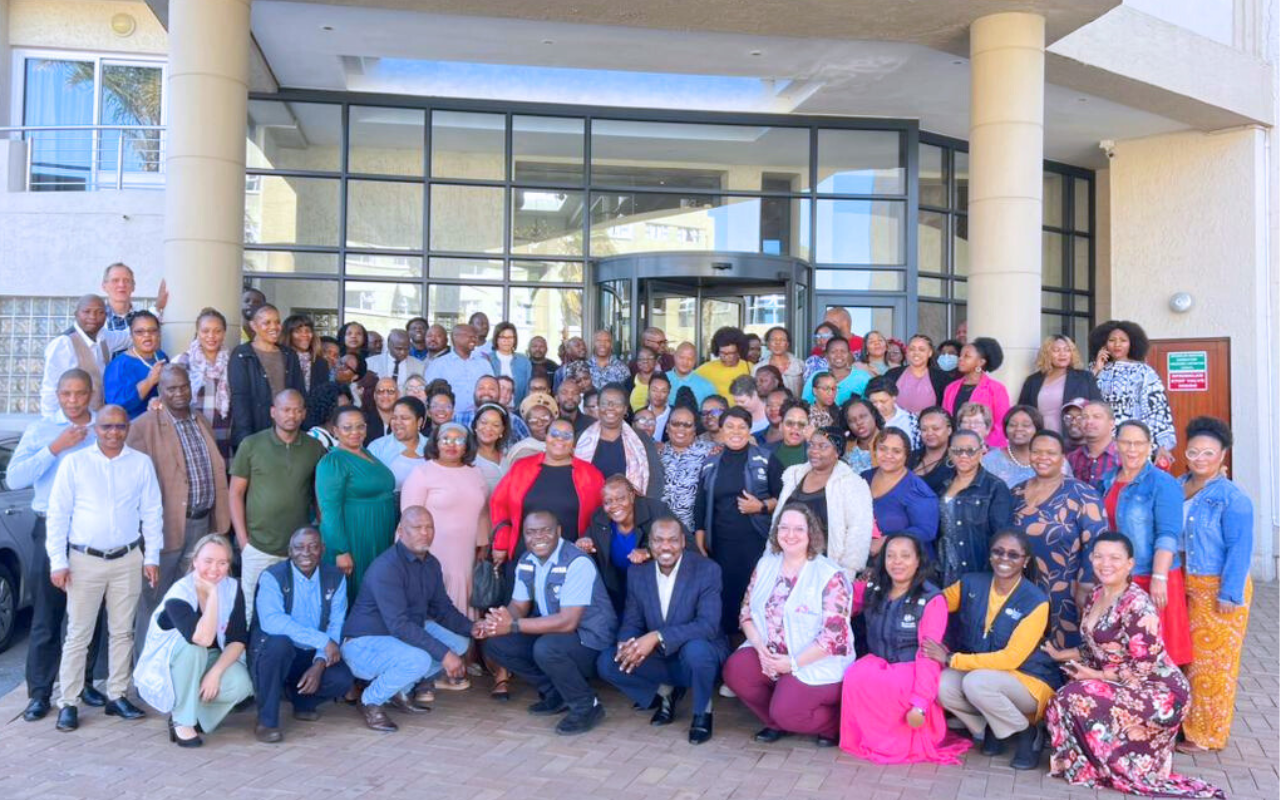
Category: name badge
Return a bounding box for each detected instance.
[900,613,917,628]
[1004,607,1023,621]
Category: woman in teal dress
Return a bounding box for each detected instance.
[316,406,397,602]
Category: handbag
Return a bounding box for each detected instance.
[470,560,505,610]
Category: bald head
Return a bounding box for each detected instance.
[270,388,307,434]
[398,505,436,556]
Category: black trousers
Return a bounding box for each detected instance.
[26,517,105,701]
[484,631,600,714]
[252,634,354,728]
[597,638,724,715]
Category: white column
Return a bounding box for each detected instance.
[967,12,1045,383]
[162,0,251,351]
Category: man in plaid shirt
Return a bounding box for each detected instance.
[1067,401,1119,491]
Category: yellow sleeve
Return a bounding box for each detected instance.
[943,582,962,613]
[949,602,1049,673]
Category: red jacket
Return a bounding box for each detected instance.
[489,453,604,554]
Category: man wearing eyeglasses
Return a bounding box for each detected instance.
[630,327,675,375]
[45,404,163,732]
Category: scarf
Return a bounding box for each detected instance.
[575,421,649,494]
[181,340,231,416]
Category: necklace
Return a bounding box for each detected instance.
[1005,446,1030,468]
[129,347,159,365]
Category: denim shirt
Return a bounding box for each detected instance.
[1101,462,1183,575]
[1180,476,1254,605]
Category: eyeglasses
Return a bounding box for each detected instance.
[546,429,575,441]
[701,408,724,417]
[949,447,981,457]
[1185,448,1221,459]
[990,548,1026,561]
[375,388,399,395]
[428,402,453,412]
[782,420,808,429]
[599,399,627,410]
[667,421,694,429]
[97,423,128,432]
[438,436,468,446]
[338,424,367,433]
[814,332,834,341]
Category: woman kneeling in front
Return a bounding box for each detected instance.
[134,534,252,747]
[722,504,854,747]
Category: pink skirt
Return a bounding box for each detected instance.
[839,656,972,765]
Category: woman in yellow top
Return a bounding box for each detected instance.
[922,530,1063,771]
[695,327,752,402]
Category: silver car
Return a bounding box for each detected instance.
[0,431,36,652]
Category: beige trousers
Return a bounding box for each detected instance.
[938,668,1039,740]
[58,548,143,706]
[240,543,287,627]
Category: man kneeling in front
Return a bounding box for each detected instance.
[476,509,617,735]
[597,516,728,744]
[341,506,471,732]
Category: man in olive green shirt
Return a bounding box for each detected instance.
[230,389,326,623]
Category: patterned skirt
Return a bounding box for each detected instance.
[1183,573,1252,749]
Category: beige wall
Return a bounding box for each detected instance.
[1107,127,1277,579]
[9,0,166,54]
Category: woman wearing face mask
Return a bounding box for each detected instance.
[173,307,233,462]
[885,335,953,415]
[582,474,675,611]
[503,393,558,467]
[755,326,804,396]
[911,407,955,495]
[657,405,716,533]
[840,397,883,474]
[1017,336,1101,434]
[942,337,1011,449]
[228,303,305,447]
[937,430,1014,587]
[773,427,874,574]
[1088,320,1176,466]
[934,339,962,382]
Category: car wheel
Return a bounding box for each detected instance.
[0,562,17,653]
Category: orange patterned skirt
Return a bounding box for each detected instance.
[1183,573,1253,749]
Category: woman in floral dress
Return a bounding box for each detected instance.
[1043,531,1223,798]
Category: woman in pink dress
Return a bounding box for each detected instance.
[840,533,971,764]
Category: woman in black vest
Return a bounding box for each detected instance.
[839,533,971,764]
[924,530,1062,770]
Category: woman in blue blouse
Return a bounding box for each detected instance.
[103,310,168,419]
[862,427,939,560]
[1178,416,1254,752]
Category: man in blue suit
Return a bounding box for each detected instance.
[597,516,729,744]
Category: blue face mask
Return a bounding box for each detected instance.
[936,354,959,372]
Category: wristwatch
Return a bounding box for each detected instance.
[511,616,520,634]
[655,630,666,653]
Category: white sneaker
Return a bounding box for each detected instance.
[718,684,737,698]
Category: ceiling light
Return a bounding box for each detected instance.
[1077,97,1089,103]
[749,50,763,57]
[542,39,555,45]
[952,59,964,66]
[321,25,335,31]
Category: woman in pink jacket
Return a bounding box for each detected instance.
[942,337,1010,448]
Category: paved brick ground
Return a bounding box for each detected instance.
[0,585,1275,800]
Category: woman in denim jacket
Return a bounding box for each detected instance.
[1100,420,1190,666]
[1177,416,1254,752]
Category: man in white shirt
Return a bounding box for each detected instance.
[39,295,131,417]
[46,404,163,731]
[366,329,425,389]
[865,376,920,450]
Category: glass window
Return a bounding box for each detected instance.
[590,119,809,192]
[245,175,340,247]
[1043,171,1064,228]
[429,184,504,253]
[814,270,905,291]
[22,57,95,188]
[247,101,342,172]
[920,144,947,208]
[512,189,585,256]
[954,151,969,211]
[347,180,423,250]
[1074,294,1090,313]
[345,253,423,279]
[510,261,584,282]
[953,280,968,301]
[590,193,799,257]
[1041,313,1062,341]
[349,106,424,176]
[509,286,584,347]
[98,63,163,175]
[513,115,584,184]
[430,258,503,281]
[953,215,969,276]
[243,250,339,275]
[245,277,339,336]
[597,279,632,354]
[1042,231,1065,287]
[812,199,905,264]
[917,277,946,298]
[649,293,697,351]
[917,301,949,346]
[344,281,424,332]
[918,210,946,274]
[838,304,897,338]
[1073,177,1091,232]
[817,129,904,195]
[1073,236,1091,290]
[432,111,505,180]
[1041,291,1065,311]
[428,284,503,330]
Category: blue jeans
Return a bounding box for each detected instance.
[341,622,470,707]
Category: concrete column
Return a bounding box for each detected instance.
[162,0,251,351]
[966,12,1045,383]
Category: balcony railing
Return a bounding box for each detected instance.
[0,124,166,191]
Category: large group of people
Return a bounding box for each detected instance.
[6,267,1253,798]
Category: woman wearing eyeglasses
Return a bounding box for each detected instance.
[936,429,1014,587]
[104,310,169,420]
[925,531,1062,771]
[315,406,397,603]
[803,322,840,381]
[657,405,717,533]
[773,427,874,574]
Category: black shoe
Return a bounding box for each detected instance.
[753,727,789,743]
[689,713,714,745]
[1010,726,1042,770]
[255,724,283,744]
[555,702,605,736]
[55,706,78,732]
[650,689,684,726]
[23,697,51,722]
[103,697,146,720]
[80,685,108,707]
[981,725,1006,756]
[528,693,568,716]
[815,735,838,748]
[389,691,429,714]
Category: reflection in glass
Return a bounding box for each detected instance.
[429,284,503,331]
[649,294,696,353]
[835,305,895,339]
[246,277,339,336]
[245,176,340,247]
[346,253,423,279]
[432,111,505,180]
[597,279,632,355]
[347,180,423,250]
[512,189,585,256]
[954,151,969,211]
[917,301,949,345]
[954,215,969,276]
[919,144,947,208]
[349,106,424,176]
[98,64,163,175]
[509,286,584,347]
[815,270,904,291]
[430,184,504,253]
[590,193,799,257]
[1042,231,1065,287]
[743,294,786,340]
[248,101,342,172]
[812,200,905,265]
[430,258,503,281]
[918,210,946,274]
[510,261,584,282]
[1073,236,1090,290]
[917,277,946,298]
[1073,178,1090,232]
[244,250,339,275]
[817,130,904,195]
[591,119,809,192]
[345,281,424,332]
[1043,172,1064,228]
[513,116,584,184]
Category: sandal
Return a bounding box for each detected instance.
[1176,741,1213,754]
[491,677,511,702]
